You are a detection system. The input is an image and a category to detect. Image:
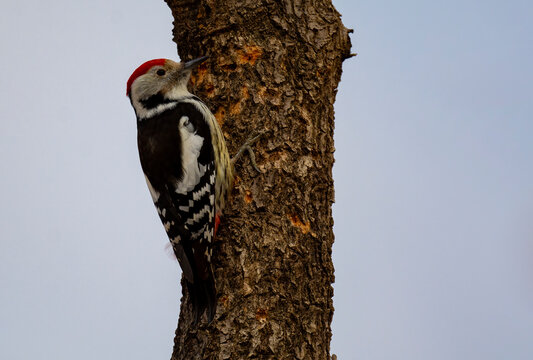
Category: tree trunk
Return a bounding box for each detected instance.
[164,1,351,359]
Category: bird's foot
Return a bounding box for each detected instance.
[231,131,265,173]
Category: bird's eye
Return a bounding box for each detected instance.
[156,69,166,76]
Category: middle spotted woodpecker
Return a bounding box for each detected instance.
[127,57,233,324]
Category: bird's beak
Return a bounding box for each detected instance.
[183,56,209,69]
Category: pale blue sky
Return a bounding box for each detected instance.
[1,1,532,359]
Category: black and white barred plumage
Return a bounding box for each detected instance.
[127,57,233,324]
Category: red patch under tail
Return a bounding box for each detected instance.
[214,214,221,237]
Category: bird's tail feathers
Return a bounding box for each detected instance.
[187,270,216,325]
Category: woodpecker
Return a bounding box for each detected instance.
[126,57,233,324]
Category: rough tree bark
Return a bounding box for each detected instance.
[164,1,351,359]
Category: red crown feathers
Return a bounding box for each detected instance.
[126,58,167,96]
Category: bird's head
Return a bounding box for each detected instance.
[126,56,208,119]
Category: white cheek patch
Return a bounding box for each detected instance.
[131,76,191,120]
[166,85,191,100]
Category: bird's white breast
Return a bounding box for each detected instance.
[175,116,206,194]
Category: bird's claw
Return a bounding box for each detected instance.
[232,130,266,173]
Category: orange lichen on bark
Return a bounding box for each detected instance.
[240,86,249,100]
[244,190,253,203]
[229,101,242,115]
[214,107,226,126]
[238,45,262,65]
[190,63,208,86]
[288,213,315,236]
[255,308,268,323]
[229,86,250,115]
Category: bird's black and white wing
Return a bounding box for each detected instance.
[137,101,217,322]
